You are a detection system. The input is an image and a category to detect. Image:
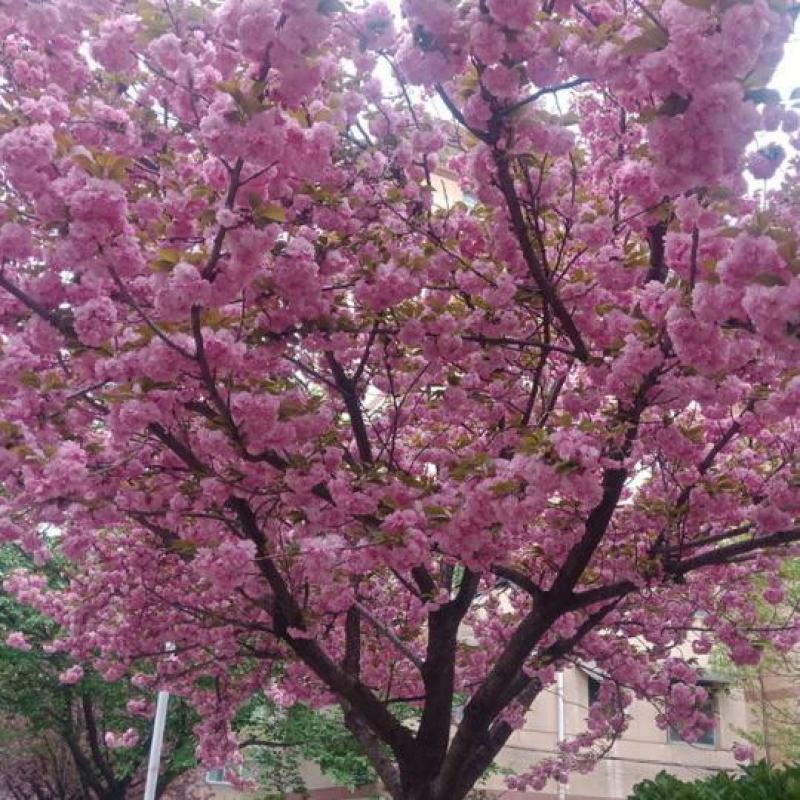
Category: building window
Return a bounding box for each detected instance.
[205,767,232,785]
[587,676,601,707]
[667,683,718,747]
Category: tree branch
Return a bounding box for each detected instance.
[0,272,78,341]
[147,422,210,475]
[568,526,800,611]
[669,527,800,577]
[435,373,655,795]
[644,221,668,284]
[492,152,590,362]
[491,564,544,602]
[353,601,423,672]
[80,695,115,787]
[108,267,193,358]
[344,604,362,676]
[415,568,480,779]
[227,497,418,765]
[325,350,374,464]
[503,77,589,116]
[434,84,489,142]
[343,712,404,800]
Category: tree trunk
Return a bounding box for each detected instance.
[404,787,436,800]
[402,776,476,800]
[98,787,128,800]
[401,785,477,800]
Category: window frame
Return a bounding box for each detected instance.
[587,675,601,707]
[666,681,720,748]
[205,767,233,785]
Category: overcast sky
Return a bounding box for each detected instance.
[772,18,800,100]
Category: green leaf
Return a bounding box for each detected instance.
[658,93,692,117]
[638,106,660,123]
[450,452,491,480]
[423,504,451,521]
[518,430,548,455]
[72,154,100,176]
[19,371,41,388]
[95,152,131,180]
[256,202,287,223]
[169,540,197,557]
[149,247,182,272]
[752,272,788,287]
[620,25,669,56]
[489,479,520,496]
[215,79,241,96]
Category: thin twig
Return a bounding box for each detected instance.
[504,77,589,117]
[353,601,424,672]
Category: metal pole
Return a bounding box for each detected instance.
[143,688,170,799]
[556,670,567,800]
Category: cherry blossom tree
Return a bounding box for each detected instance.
[1,1,799,798]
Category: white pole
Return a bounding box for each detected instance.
[143,688,170,800]
[556,670,567,800]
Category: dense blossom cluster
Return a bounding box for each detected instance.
[0,0,799,798]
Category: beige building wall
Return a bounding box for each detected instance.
[173,760,381,800]
[477,666,750,799]
[744,659,800,765]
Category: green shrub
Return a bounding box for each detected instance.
[628,762,800,800]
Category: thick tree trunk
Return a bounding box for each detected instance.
[404,786,437,800]
[400,772,477,800]
[402,783,475,800]
[96,784,130,800]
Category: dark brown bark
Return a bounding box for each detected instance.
[81,695,115,787]
[325,351,375,465]
[644,220,669,283]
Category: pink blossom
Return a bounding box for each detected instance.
[67,178,128,241]
[0,223,33,261]
[58,665,84,685]
[482,64,519,99]
[733,742,755,762]
[92,15,138,73]
[73,296,118,347]
[748,143,785,180]
[216,208,239,228]
[5,632,32,651]
[126,698,151,716]
[148,33,184,72]
[0,123,55,192]
[104,727,140,749]
[486,0,535,29]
